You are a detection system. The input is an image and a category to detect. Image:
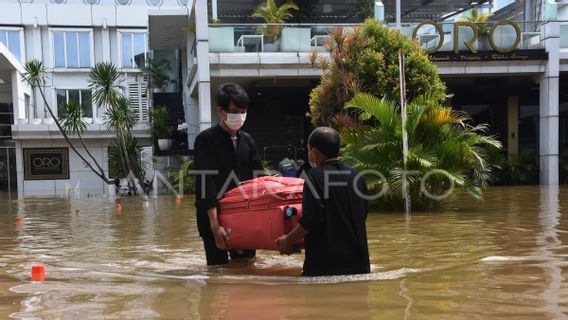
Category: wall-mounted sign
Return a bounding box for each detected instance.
[430,49,548,62]
[413,19,522,54]
[24,148,69,180]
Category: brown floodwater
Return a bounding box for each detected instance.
[1,186,568,319]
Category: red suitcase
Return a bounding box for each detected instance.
[218,176,305,251]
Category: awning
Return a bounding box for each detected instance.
[148,9,194,51]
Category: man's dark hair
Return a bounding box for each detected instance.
[217,83,249,111]
[308,127,340,158]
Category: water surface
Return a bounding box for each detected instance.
[1,186,568,319]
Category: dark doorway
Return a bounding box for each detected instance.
[242,85,313,168]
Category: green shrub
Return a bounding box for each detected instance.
[309,19,446,126]
[342,93,501,210]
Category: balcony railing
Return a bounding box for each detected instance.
[208,21,548,54]
[208,24,358,53]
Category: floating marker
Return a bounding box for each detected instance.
[15,217,23,225]
[31,265,45,282]
[75,209,81,216]
[115,203,122,212]
[143,201,149,207]
[176,195,182,204]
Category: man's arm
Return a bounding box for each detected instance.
[276,223,309,255]
[276,172,323,254]
[195,135,227,250]
[208,207,228,250]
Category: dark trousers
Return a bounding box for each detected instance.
[201,233,256,266]
[199,221,256,266]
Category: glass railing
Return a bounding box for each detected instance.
[208,24,359,53]
[561,23,568,49]
[208,21,545,54]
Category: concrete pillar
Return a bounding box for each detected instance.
[211,0,218,20]
[395,0,401,28]
[101,28,111,62]
[539,21,560,185]
[507,96,519,157]
[11,70,21,122]
[195,0,212,132]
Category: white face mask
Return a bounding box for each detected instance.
[225,113,246,131]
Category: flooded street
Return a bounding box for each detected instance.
[1,186,568,319]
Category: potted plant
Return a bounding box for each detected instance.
[252,0,299,52]
[142,58,171,93]
[150,106,173,150]
[458,8,493,51]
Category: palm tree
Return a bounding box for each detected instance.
[59,101,106,177]
[252,0,299,43]
[341,93,502,210]
[21,60,110,184]
[458,8,493,36]
[89,62,137,180]
[89,62,122,110]
[104,96,138,179]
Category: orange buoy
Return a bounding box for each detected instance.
[31,265,45,281]
[75,209,81,216]
[15,216,23,225]
[115,203,122,212]
[176,195,182,204]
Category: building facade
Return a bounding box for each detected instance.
[1,0,567,197]
[0,0,193,196]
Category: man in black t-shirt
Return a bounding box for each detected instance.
[193,83,264,266]
[276,127,370,276]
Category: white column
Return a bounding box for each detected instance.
[212,0,218,20]
[539,21,560,185]
[101,28,111,62]
[195,0,212,132]
[11,70,21,122]
[395,0,401,28]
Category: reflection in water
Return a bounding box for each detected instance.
[0,187,568,319]
[537,186,564,319]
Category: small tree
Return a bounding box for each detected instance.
[89,62,139,181]
[252,0,299,43]
[309,19,447,126]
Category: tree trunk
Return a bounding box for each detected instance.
[37,85,110,184]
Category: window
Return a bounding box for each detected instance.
[56,89,93,119]
[121,32,147,68]
[0,30,22,61]
[116,0,130,5]
[53,31,91,68]
[147,0,162,5]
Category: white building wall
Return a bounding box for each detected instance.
[16,139,111,197]
[0,0,187,196]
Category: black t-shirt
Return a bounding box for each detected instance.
[298,160,370,276]
[193,124,264,234]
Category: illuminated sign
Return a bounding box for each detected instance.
[24,148,69,180]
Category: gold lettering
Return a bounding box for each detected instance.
[412,20,445,54]
[454,22,479,53]
[488,20,521,53]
